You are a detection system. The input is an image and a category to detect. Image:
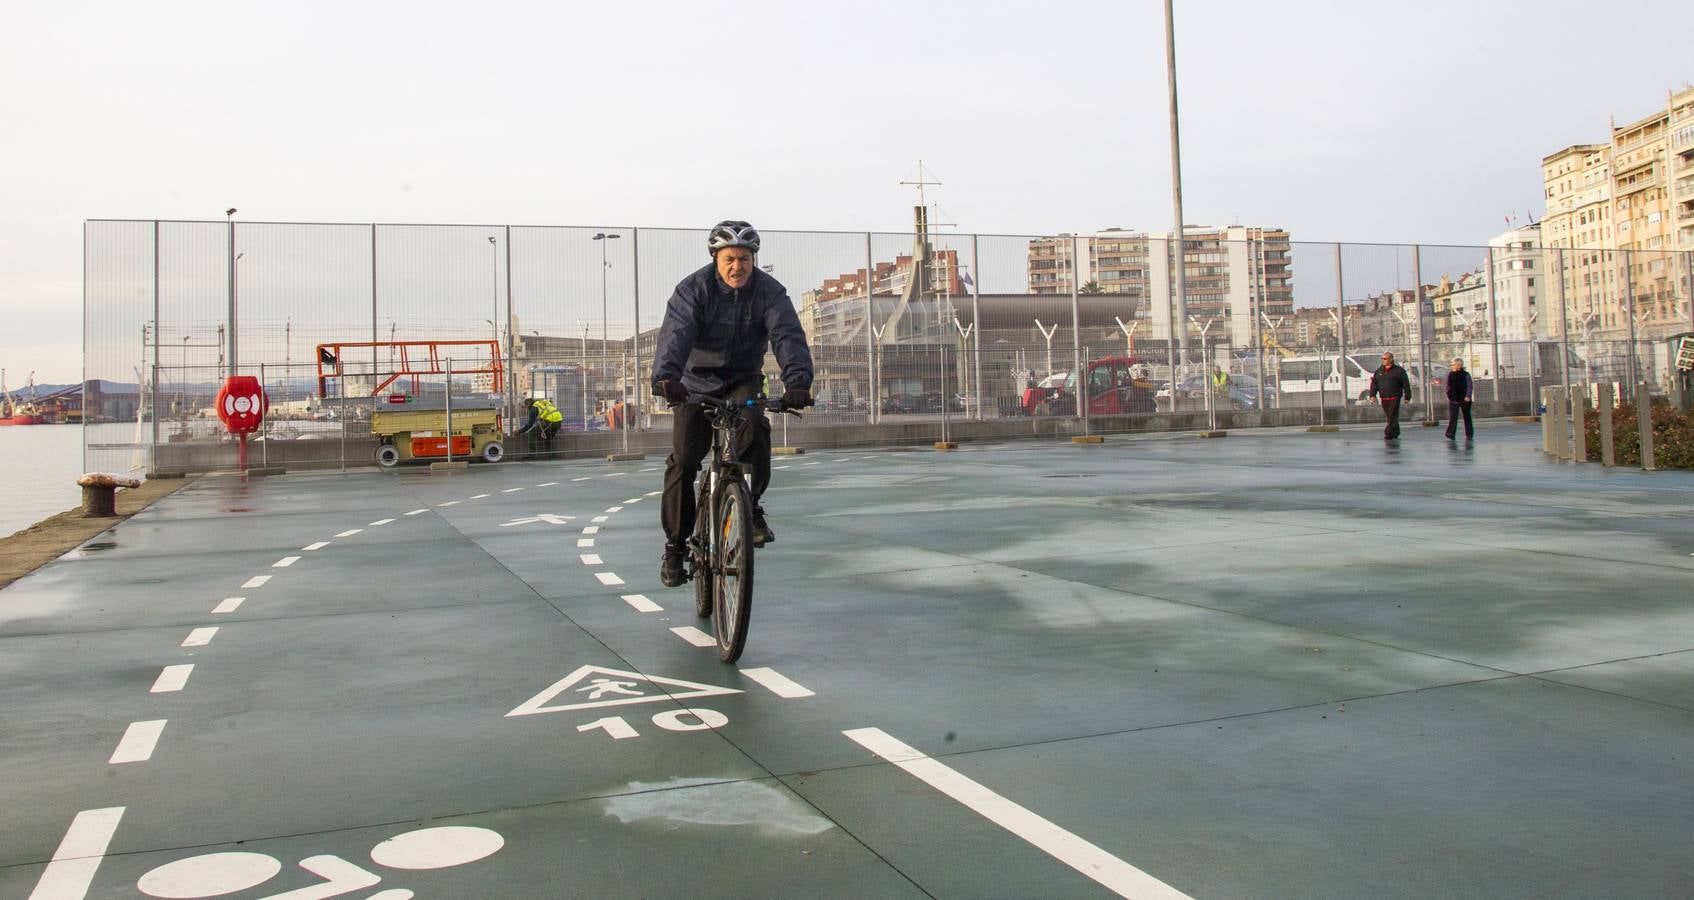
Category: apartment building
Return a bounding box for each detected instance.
[1028,225,1294,348]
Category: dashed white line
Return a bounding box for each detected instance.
[438,500,460,507]
[335,529,363,538]
[302,542,329,551]
[604,472,628,478]
[644,491,662,497]
[182,627,219,647]
[595,572,626,586]
[741,667,815,698]
[670,626,716,648]
[503,488,524,493]
[538,482,560,487]
[212,597,244,614]
[621,594,662,612]
[471,494,490,500]
[604,506,624,513]
[370,518,395,526]
[405,509,428,516]
[109,720,167,764]
[833,458,851,462]
[572,476,594,482]
[150,664,194,693]
[273,556,300,568]
[241,575,271,589]
[802,462,821,467]
[638,467,660,473]
[592,516,609,524]
[842,727,1191,900]
[580,553,604,566]
[623,497,643,504]
[577,538,595,548]
[30,806,125,899]
[774,465,792,470]
[582,526,601,535]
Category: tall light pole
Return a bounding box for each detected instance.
[593,232,622,375]
[1163,0,1190,369]
[487,236,499,348]
[226,208,238,376]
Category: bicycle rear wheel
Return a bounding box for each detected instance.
[692,479,712,618]
[712,479,755,663]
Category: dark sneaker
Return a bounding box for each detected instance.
[750,507,775,547]
[660,543,687,587]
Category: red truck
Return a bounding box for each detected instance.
[1021,356,1158,416]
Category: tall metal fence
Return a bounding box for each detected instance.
[83,219,1694,473]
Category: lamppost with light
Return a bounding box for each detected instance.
[593,232,621,369]
[226,208,237,376]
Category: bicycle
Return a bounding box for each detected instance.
[686,393,797,663]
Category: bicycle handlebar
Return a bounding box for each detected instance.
[687,393,802,417]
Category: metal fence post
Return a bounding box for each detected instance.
[151,220,160,473]
[1623,249,1639,388]
[1556,248,1570,412]
[970,232,983,421]
[865,232,877,425]
[259,362,268,468]
[1486,245,1501,402]
[632,227,643,430]
[445,357,454,463]
[1335,243,1348,407]
[505,224,515,428]
[1070,234,1083,420]
[1412,245,1432,421]
[338,369,347,472]
[1636,381,1655,471]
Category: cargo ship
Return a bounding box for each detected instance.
[0,369,47,425]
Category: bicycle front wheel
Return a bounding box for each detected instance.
[712,479,755,663]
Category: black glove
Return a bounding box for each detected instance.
[655,379,687,404]
[780,387,813,410]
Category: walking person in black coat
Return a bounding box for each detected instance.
[1444,357,1474,440]
[1368,352,1413,440]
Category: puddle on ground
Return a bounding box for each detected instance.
[602,777,833,835]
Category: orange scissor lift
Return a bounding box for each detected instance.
[316,339,508,466]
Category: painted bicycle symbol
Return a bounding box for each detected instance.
[136,825,503,899]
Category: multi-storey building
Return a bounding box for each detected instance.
[1028,225,1294,348]
[1489,224,1545,342]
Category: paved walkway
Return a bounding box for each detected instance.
[4,421,1691,899]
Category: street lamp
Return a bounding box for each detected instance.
[486,236,499,346]
[226,208,238,376]
[593,232,622,371]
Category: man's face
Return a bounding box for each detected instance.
[1450,359,1463,372]
[716,247,754,289]
[1381,354,1394,367]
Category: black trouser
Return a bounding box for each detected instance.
[661,380,771,546]
[1380,397,1402,439]
[1445,400,1473,438]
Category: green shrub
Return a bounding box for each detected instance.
[1582,400,1694,468]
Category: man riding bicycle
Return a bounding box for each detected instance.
[651,220,814,588]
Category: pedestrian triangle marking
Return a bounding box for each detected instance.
[506,665,742,717]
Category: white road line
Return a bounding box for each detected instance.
[774,465,792,469]
[833,458,851,462]
[241,575,271,588]
[273,556,300,568]
[670,626,716,648]
[151,664,194,693]
[621,594,662,612]
[572,476,594,482]
[604,506,624,513]
[638,467,659,472]
[577,538,595,548]
[109,720,167,764]
[182,627,218,647]
[645,490,662,496]
[471,494,490,499]
[302,542,329,551]
[802,462,821,466]
[741,667,815,698]
[335,529,363,538]
[370,518,395,526]
[595,572,626,586]
[623,497,642,503]
[405,508,428,516]
[539,482,560,487]
[591,516,609,523]
[842,728,1191,900]
[604,472,628,478]
[29,806,125,900]
[438,500,460,507]
[503,487,524,493]
[582,526,600,535]
[212,597,245,614]
[580,553,604,566]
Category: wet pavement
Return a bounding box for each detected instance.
[3,421,1692,899]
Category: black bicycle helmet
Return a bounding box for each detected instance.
[707,220,761,255]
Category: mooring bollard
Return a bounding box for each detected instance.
[1570,385,1588,463]
[77,473,142,517]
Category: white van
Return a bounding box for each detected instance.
[1275,354,1423,405]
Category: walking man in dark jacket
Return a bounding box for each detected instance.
[1368,352,1412,440]
[1444,357,1474,440]
[651,220,814,587]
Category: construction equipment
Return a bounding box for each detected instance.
[315,339,507,467]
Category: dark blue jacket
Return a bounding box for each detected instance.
[651,263,813,397]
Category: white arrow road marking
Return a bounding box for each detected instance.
[595,572,625,586]
[498,514,577,527]
[241,575,271,588]
[151,665,194,693]
[741,667,815,698]
[620,594,662,612]
[842,728,1192,900]
[182,627,218,647]
[110,720,167,764]
[671,626,716,648]
[28,806,124,900]
[335,529,362,538]
[302,542,329,551]
[580,554,603,566]
[273,556,300,568]
[212,597,244,614]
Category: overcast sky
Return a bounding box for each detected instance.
[4,0,1692,384]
